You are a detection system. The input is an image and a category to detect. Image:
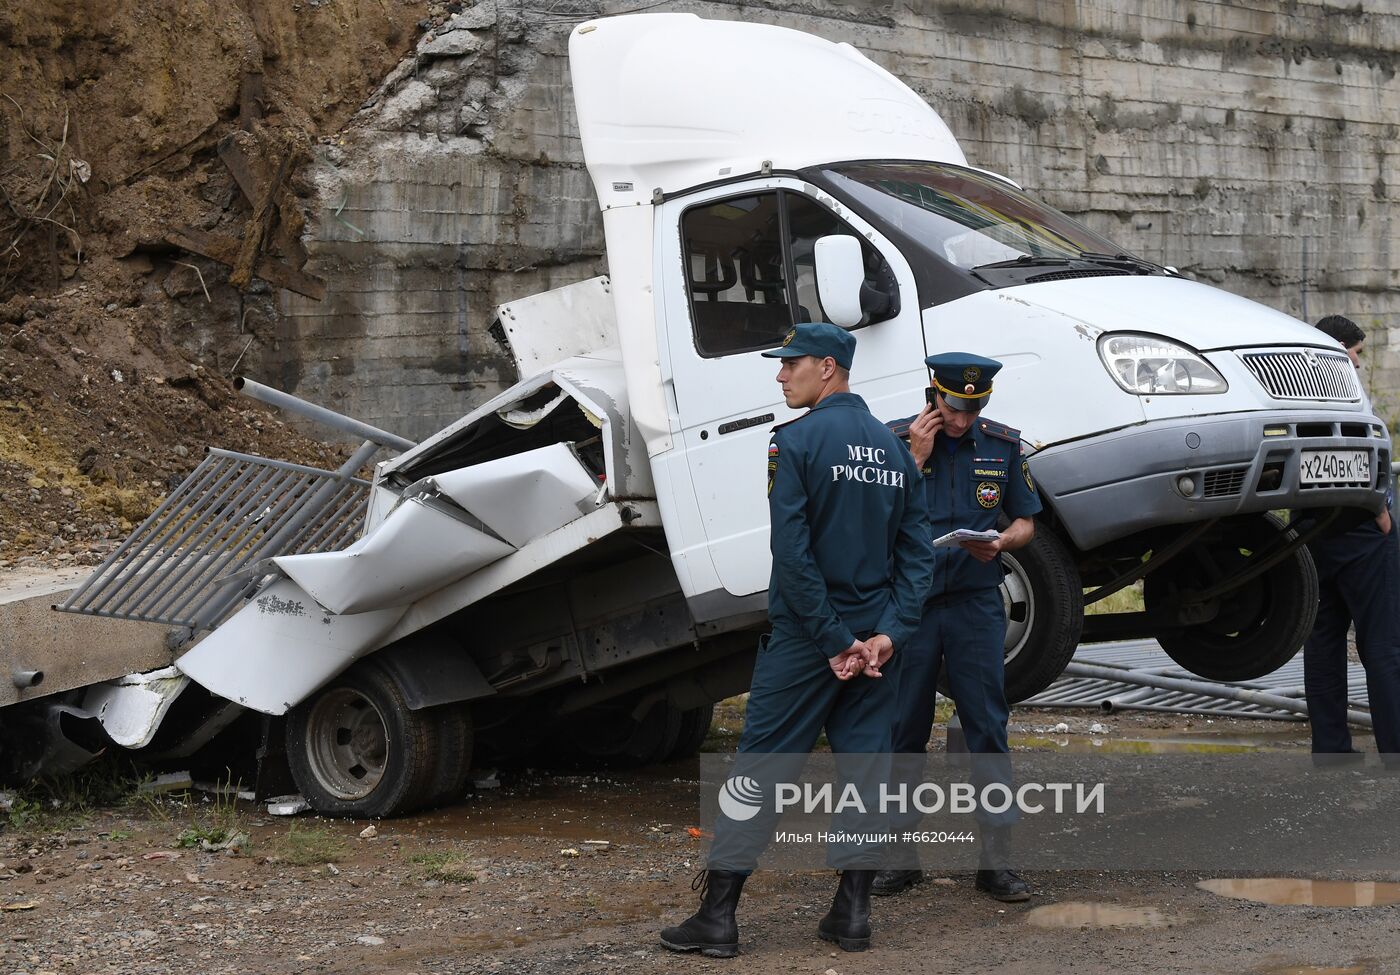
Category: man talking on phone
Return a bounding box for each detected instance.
[875,352,1041,902]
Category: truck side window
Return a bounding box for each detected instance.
[682,193,793,357]
[681,191,899,358]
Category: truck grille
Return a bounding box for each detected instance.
[1203,467,1248,498]
[1242,350,1360,402]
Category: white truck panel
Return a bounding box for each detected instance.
[176,579,407,715]
[496,276,617,378]
[273,496,515,616]
[432,443,602,548]
[569,13,966,210]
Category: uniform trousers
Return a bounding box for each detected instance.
[1304,522,1400,756]
[890,588,1016,831]
[706,623,898,873]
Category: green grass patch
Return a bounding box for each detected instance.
[272,822,348,866]
[2,756,144,834]
[1083,581,1145,615]
[408,850,477,884]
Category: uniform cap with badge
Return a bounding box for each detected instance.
[761,322,857,370]
[925,351,1002,412]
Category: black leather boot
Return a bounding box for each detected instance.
[659,870,746,958]
[872,867,923,896]
[975,827,1030,902]
[818,869,875,951]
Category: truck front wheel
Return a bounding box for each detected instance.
[285,660,439,818]
[1000,528,1084,703]
[1145,514,1318,681]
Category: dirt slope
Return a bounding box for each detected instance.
[0,0,462,560]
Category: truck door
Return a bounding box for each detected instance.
[658,180,925,603]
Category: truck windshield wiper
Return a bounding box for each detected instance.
[971,254,1078,270]
[1075,251,1163,274]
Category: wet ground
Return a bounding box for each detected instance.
[2,707,1397,975]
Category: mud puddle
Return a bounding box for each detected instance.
[1025,901,1181,928]
[1198,878,1400,907]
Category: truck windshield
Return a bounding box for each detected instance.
[820,161,1138,272]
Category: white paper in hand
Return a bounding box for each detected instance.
[933,528,1001,549]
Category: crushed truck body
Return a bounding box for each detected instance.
[5,13,1389,814]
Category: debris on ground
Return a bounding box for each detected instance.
[266,794,312,817]
[358,825,378,839]
[137,771,194,794]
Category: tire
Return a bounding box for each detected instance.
[422,704,473,809]
[571,695,683,767]
[666,704,715,760]
[284,660,439,818]
[1146,513,1318,682]
[1000,528,1083,703]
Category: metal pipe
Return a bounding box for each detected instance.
[1061,661,1373,729]
[11,668,44,689]
[234,377,416,452]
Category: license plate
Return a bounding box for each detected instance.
[1300,449,1371,485]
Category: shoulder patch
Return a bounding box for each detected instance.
[885,414,916,440]
[977,418,1022,445]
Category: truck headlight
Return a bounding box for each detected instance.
[1097,333,1228,395]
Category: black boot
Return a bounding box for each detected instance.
[659,870,746,958]
[975,827,1030,902]
[818,869,874,951]
[872,868,923,896]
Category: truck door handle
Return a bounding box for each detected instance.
[718,413,775,435]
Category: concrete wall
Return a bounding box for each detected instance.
[269,0,1400,441]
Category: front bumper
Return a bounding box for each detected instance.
[1032,410,1391,551]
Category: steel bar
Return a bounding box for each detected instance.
[1059,661,1373,729]
[234,377,415,451]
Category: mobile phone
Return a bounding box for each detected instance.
[925,386,937,407]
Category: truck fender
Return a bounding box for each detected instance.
[366,634,497,710]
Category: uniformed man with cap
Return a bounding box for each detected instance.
[659,322,933,957]
[874,352,1041,902]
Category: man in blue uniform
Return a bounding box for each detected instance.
[1298,315,1400,762]
[873,352,1041,902]
[659,323,933,957]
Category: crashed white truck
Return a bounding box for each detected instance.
[6,14,1389,816]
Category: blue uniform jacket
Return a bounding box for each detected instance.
[886,413,1042,599]
[766,392,934,656]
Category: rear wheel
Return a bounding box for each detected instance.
[285,660,438,818]
[1000,528,1083,702]
[1146,514,1317,681]
[422,704,473,809]
[569,694,686,766]
[666,704,715,760]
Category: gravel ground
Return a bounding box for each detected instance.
[1,709,1396,975]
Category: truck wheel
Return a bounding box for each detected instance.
[666,704,715,760]
[1000,529,1083,703]
[422,704,473,809]
[571,696,683,766]
[285,661,438,818]
[1146,514,1318,681]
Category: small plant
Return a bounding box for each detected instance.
[177,822,232,849]
[169,771,247,851]
[408,850,477,884]
[273,822,348,867]
[106,829,132,842]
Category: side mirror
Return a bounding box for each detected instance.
[814,234,866,329]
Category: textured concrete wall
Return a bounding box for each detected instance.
[269,0,1400,441]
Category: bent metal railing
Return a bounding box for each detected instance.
[55,445,374,635]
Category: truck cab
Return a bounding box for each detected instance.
[570,13,1388,696]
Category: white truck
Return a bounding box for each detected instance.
[7,14,1387,816]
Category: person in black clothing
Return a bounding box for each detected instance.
[1302,314,1400,760]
